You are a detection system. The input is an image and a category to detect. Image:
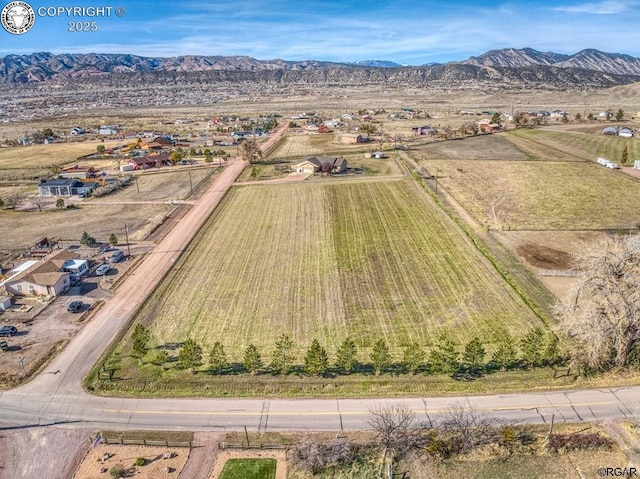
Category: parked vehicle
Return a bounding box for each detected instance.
[0,325,18,337]
[96,264,111,275]
[109,249,125,263]
[67,301,83,313]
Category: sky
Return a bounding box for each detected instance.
[1,0,639,64]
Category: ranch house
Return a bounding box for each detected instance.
[38,179,99,197]
[294,156,348,174]
[339,133,365,144]
[1,249,81,297]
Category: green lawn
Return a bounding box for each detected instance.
[218,459,277,479]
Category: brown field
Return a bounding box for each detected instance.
[418,159,640,230]
[99,166,217,202]
[0,202,173,255]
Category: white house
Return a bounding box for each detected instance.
[99,125,120,135]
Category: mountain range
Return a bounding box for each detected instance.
[2,48,640,88]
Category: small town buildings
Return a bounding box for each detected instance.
[339,133,365,144]
[38,179,99,197]
[294,156,348,174]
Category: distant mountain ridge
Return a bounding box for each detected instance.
[2,48,640,87]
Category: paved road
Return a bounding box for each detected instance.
[0,122,639,434]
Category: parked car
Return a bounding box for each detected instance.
[96,264,111,275]
[109,249,125,263]
[67,301,83,313]
[0,326,18,337]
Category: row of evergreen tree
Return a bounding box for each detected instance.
[127,325,561,378]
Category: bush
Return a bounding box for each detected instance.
[135,457,146,466]
[547,433,613,453]
[109,463,126,478]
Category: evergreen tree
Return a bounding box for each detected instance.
[152,350,169,370]
[304,339,329,376]
[178,338,203,373]
[616,109,624,121]
[55,198,65,209]
[402,342,425,374]
[108,233,118,246]
[370,338,391,375]
[462,336,486,375]
[428,332,459,375]
[271,334,295,375]
[209,341,228,373]
[80,230,96,246]
[131,324,150,363]
[492,334,518,371]
[520,327,545,367]
[335,337,358,374]
[243,344,262,375]
[543,334,560,366]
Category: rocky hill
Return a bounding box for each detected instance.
[2,48,640,89]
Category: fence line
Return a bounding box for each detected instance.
[100,437,192,448]
[218,442,289,451]
[537,269,580,277]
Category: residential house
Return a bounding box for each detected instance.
[294,156,348,174]
[99,125,120,135]
[1,249,81,297]
[59,165,93,179]
[38,179,99,197]
[480,123,502,133]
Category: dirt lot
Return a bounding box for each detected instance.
[73,444,189,479]
[415,133,528,160]
[0,249,147,387]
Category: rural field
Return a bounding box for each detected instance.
[0,141,109,180]
[128,179,543,362]
[98,166,217,202]
[417,159,640,230]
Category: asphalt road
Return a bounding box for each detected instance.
[0,123,639,434]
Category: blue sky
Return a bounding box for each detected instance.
[1,0,639,64]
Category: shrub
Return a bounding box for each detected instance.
[135,457,146,466]
[109,463,126,478]
[547,433,614,453]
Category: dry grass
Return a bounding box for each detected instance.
[99,167,217,202]
[128,179,542,362]
[419,159,640,230]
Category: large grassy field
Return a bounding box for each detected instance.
[420,160,640,230]
[504,127,640,163]
[131,179,543,360]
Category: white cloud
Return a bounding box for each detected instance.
[554,1,639,14]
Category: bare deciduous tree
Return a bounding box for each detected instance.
[556,236,640,371]
[239,137,262,164]
[368,403,427,478]
[438,403,498,455]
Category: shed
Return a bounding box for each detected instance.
[633,160,640,170]
[0,296,11,311]
[602,127,618,136]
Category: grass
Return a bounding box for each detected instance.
[505,127,640,163]
[129,179,542,360]
[421,159,640,230]
[218,459,277,479]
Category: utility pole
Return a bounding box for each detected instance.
[124,224,131,258]
[188,170,193,197]
[135,175,139,193]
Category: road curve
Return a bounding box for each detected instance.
[0,121,639,433]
